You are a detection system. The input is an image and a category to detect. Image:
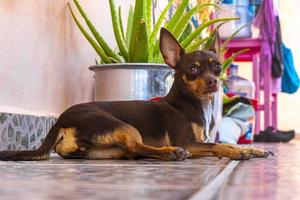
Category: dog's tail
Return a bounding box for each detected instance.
[0,123,61,161]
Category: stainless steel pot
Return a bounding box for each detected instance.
[89,63,174,101]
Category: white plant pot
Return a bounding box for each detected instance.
[89,63,174,101]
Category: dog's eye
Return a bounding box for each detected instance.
[214,63,222,75]
[188,66,198,73]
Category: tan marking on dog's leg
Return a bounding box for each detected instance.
[87,146,130,159]
[186,143,218,158]
[191,123,205,142]
[186,143,270,160]
[95,126,190,161]
[55,128,78,157]
[157,131,172,146]
[164,131,172,146]
[94,126,143,146]
[212,144,269,160]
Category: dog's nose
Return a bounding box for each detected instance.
[205,77,218,89]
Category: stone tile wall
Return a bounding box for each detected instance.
[0,112,56,151]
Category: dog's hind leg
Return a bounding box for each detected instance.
[88,125,190,161]
[54,106,190,161]
[85,145,131,159]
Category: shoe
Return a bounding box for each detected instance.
[277,129,295,142]
[254,127,295,143]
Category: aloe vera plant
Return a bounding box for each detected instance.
[68,0,239,64]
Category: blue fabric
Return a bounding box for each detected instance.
[222,0,235,4]
[281,43,300,94]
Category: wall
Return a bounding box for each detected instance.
[0,0,132,117]
[277,0,300,133]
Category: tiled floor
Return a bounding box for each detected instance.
[0,156,230,200]
[221,141,300,200]
[0,141,299,200]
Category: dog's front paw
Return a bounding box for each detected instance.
[231,150,265,160]
[242,148,274,159]
[216,145,274,160]
[163,147,191,161]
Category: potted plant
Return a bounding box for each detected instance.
[67,0,238,101]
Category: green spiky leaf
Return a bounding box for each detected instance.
[68,3,112,63]
[181,17,239,48]
[131,20,149,62]
[222,49,249,75]
[173,3,220,39]
[145,0,153,35]
[72,0,122,62]
[118,6,125,41]
[165,0,189,32]
[129,0,146,62]
[126,4,134,48]
[186,37,209,51]
[221,23,250,52]
[149,0,174,58]
[109,0,129,60]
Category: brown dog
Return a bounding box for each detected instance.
[0,28,272,161]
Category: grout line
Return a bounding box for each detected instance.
[188,160,240,200]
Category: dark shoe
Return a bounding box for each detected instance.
[277,129,295,142]
[254,127,295,143]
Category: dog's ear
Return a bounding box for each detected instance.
[209,30,221,55]
[160,28,185,68]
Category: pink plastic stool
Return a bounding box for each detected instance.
[223,38,278,134]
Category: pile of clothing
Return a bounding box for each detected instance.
[218,96,295,144]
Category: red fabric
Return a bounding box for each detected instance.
[150,97,163,101]
[238,136,253,144]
